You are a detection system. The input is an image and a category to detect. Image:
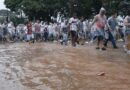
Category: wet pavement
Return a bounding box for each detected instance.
[0,42,130,90]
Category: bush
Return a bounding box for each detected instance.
[10,16,27,26]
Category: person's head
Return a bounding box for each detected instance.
[29,21,32,24]
[99,7,106,16]
[118,12,123,16]
[26,21,31,25]
[111,12,117,18]
[36,20,40,23]
[73,13,77,19]
[80,16,84,21]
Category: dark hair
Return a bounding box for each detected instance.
[111,10,117,15]
[128,9,130,16]
[73,13,77,17]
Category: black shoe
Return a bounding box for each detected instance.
[96,47,100,50]
[32,40,35,43]
[104,44,107,48]
[113,46,118,49]
[61,42,63,45]
[77,41,79,44]
[102,47,106,51]
[73,44,76,47]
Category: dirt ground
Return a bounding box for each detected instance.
[0,42,130,90]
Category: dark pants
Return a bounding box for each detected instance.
[44,32,48,41]
[70,31,78,46]
[35,33,41,41]
[104,31,117,48]
[97,36,104,46]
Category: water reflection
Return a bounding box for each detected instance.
[0,43,129,90]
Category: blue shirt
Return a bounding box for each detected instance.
[108,17,117,31]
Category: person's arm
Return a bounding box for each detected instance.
[115,18,118,26]
[91,15,97,26]
[104,16,109,31]
[107,18,112,31]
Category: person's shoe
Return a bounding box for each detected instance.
[113,46,118,49]
[32,40,35,43]
[96,47,100,50]
[61,42,63,45]
[77,41,79,44]
[72,44,76,47]
[102,47,106,51]
[104,44,107,48]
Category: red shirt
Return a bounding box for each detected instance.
[27,23,32,35]
[96,15,106,29]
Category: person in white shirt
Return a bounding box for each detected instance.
[52,23,58,41]
[83,19,88,40]
[117,14,125,41]
[69,14,79,47]
[7,22,16,41]
[34,20,41,42]
[18,24,26,41]
[61,20,68,45]
[48,23,54,41]
[123,10,130,53]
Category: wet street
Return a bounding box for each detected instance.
[0,42,130,90]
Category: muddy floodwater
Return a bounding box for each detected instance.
[0,43,130,90]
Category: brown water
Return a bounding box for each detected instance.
[0,43,130,90]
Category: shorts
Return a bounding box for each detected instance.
[27,34,34,41]
[97,35,104,41]
[96,28,105,41]
[95,29,105,37]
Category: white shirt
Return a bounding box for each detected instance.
[117,15,124,27]
[69,17,78,31]
[40,24,45,32]
[8,23,15,34]
[61,22,65,29]
[83,21,87,32]
[48,24,53,34]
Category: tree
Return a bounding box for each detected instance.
[4,0,22,11]
[5,0,129,20]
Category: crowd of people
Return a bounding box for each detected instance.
[0,7,130,53]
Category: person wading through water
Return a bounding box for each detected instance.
[27,21,34,43]
[91,7,107,50]
[69,14,79,47]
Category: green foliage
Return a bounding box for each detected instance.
[10,16,25,25]
[0,16,6,23]
[4,0,22,11]
[4,0,130,20]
